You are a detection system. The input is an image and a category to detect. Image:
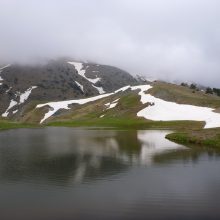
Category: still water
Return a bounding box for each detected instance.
[0,127,220,220]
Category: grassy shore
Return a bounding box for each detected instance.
[0,81,219,149]
[166,128,220,148]
[47,118,204,130]
[0,119,39,131]
[1,118,219,150]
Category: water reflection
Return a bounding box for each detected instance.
[1,128,220,220]
[0,128,211,185]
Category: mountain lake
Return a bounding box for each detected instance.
[0,127,220,220]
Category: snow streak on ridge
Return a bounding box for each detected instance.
[2,86,37,117]
[36,84,220,128]
[68,61,101,84]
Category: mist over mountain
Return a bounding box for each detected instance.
[0,0,220,87]
[0,59,141,120]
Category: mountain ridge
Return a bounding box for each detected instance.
[0,59,139,120]
[0,59,220,129]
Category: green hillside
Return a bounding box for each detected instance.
[149,81,220,109]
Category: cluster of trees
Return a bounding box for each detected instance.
[206,87,220,96]
[213,88,220,96]
[181,82,199,91]
[180,82,220,96]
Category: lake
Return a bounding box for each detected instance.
[0,127,220,220]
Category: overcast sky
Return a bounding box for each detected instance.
[0,0,220,86]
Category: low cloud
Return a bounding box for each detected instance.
[0,0,220,86]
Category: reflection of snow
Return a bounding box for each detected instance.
[138,130,185,165]
[67,129,185,183]
[41,129,183,168]
[0,127,185,184]
[73,163,86,183]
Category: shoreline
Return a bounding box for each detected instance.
[166,128,220,148]
[1,119,219,149]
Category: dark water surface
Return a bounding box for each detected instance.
[0,127,220,220]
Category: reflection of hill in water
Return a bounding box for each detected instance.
[0,128,207,185]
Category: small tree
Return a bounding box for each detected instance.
[206,87,213,94]
[213,88,220,96]
[190,83,197,90]
[181,82,188,87]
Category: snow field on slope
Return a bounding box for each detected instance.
[36,84,220,128]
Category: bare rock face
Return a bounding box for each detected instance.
[0,59,138,119]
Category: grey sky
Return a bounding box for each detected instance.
[0,0,220,87]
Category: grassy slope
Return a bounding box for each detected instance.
[166,128,220,148]
[147,82,220,148]
[0,118,39,131]
[47,90,204,130]
[47,82,219,131]
[16,100,48,123]
[1,81,220,150]
[149,81,220,109]
[48,119,204,130]
[22,81,220,128]
[0,86,204,131]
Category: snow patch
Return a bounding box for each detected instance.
[36,84,220,128]
[68,61,101,84]
[131,85,220,129]
[92,85,105,94]
[6,87,12,93]
[113,98,120,103]
[114,85,130,93]
[2,86,37,117]
[105,102,118,110]
[36,86,125,123]
[12,110,18,114]
[0,64,10,82]
[105,98,120,110]
[36,93,113,123]
[0,64,11,70]
[75,81,84,92]
[2,100,18,117]
[19,86,37,104]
